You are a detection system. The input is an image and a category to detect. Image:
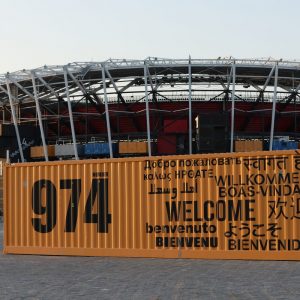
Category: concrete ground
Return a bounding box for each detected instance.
[0,219,300,300]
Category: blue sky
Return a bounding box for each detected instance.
[0,0,299,73]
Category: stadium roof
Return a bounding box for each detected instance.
[0,58,299,106]
[1,58,300,161]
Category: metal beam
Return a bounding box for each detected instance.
[144,62,152,156]
[31,72,49,161]
[91,92,103,105]
[240,66,278,129]
[9,75,61,105]
[230,62,236,153]
[35,73,62,100]
[226,66,233,90]
[8,77,35,101]
[7,76,61,117]
[104,69,119,92]
[188,56,192,154]
[66,69,88,96]
[294,83,300,91]
[247,80,262,92]
[65,70,109,134]
[67,69,98,104]
[5,76,24,162]
[278,85,292,93]
[208,91,225,102]
[101,64,113,158]
[105,69,140,132]
[220,81,227,90]
[256,65,276,102]
[33,76,88,135]
[269,63,278,151]
[105,68,126,104]
[262,65,276,92]
[0,84,19,104]
[35,76,95,103]
[119,79,138,93]
[285,82,300,104]
[63,66,79,160]
[294,83,300,96]
[146,65,158,103]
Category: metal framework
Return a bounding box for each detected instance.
[0,57,300,159]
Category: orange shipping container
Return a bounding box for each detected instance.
[235,140,263,152]
[30,145,56,158]
[119,141,148,154]
[4,150,300,260]
[0,159,4,215]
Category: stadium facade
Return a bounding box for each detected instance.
[0,57,299,161]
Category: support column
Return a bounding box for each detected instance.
[101,64,113,158]
[269,62,279,151]
[230,62,236,153]
[188,56,192,154]
[6,76,24,162]
[144,62,152,156]
[63,66,79,160]
[31,72,49,161]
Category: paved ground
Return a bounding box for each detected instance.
[0,219,300,300]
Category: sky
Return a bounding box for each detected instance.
[0,0,299,74]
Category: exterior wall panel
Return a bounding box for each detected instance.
[164,119,188,133]
[4,150,300,260]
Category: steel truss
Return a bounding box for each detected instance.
[0,57,300,161]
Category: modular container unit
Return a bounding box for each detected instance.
[30,145,56,158]
[271,140,298,150]
[4,150,300,260]
[55,144,85,157]
[0,159,4,215]
[119,141,148,155]
[235,140,263,152]
[264,140,298,151]
[84,143,117,156]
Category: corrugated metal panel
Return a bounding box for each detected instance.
[119,142,148,154]
[235,140,263,152]
[55,144,84,157]
[84,143,117,156]
[0,159,5,215]
[270,140,298,150]
[30,145,56,158]
[4,150,300,260]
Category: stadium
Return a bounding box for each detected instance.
[0,57,299,161]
